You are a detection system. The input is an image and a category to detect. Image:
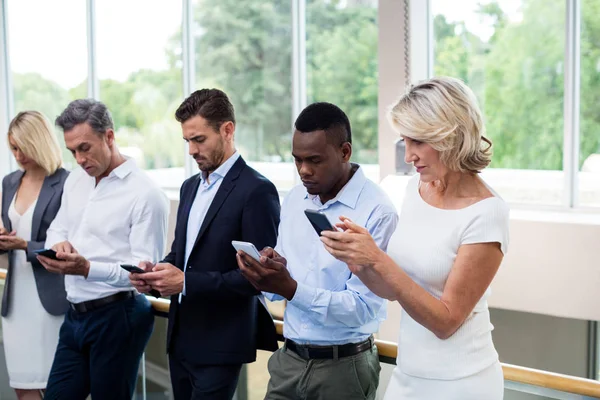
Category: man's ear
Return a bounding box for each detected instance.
[105,129,115,147]
[341,142,352,162]
[221,121,235,142]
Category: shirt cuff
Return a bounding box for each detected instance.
[182,273,186,296]
[86,261,110,282]
[289,281,316,312]
[263,291,285,302]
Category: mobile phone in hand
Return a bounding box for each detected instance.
[304,209,336,236]
[231,241,262,262]
[120,264,146,274]
[120,264,161,298]
[33,248,59,260]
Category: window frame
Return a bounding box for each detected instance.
[411,0,594,210]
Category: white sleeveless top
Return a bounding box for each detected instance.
[387,175,509,380]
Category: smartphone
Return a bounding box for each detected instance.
[120,264,146,274]
[231,240,262,262]
[304,209,336,236]
[33,248,59,260]
[120,264,161,298]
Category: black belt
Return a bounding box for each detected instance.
[284,336,373,360]
[69,291,135,313]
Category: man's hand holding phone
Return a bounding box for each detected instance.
[236,244,297,300]
[37,243,91,277]
[128,261,155,294]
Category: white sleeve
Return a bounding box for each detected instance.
[461,199,510,254]
[86,187,170,285]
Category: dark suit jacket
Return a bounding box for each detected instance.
[165,156,280,365]
[1,168,69,317]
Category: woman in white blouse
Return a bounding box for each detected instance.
[321,77,509,400]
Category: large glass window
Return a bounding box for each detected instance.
[95,0,184,191]
[432,0,565,205]
[307,0,379,176]
[192,0,294,190]
[580,0,600,207]
[8,0,87,168]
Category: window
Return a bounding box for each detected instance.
[192,0,294,190]
[307,0,379,173]
[95,0,184,191]
[8,0,87,168]
[432,0,566,205]
[579,0,600,207]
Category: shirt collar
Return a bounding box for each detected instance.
[108,157,136,180]
[305,164,367,209]
[201,151,240,185]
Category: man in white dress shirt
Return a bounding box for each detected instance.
[36,99,169,400]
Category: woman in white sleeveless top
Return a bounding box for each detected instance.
[321,77,509,399]
[0,111,69,400]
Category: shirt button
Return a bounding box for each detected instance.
[302,324,309,329]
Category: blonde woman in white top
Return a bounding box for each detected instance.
[320,77,509,400]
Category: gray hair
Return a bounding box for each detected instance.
[55,99,114,135]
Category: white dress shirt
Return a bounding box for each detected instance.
[45,159,170,303]
[180,151,240,301]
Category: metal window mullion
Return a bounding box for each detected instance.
[0,0,14,175]
[86,0,99,100]
[563,0,581,208]
[587,321,598,380]
[409,0,431,85]
[291,0,306,186]
[182,0,196,178]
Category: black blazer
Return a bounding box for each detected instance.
[165,156,280,365]
[1,168,69,317]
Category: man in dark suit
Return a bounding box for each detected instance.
[131,88,280,400]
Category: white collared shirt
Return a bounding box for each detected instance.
[180,151,240,300]
[45,159,170,303]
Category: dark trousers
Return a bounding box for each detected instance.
[169,338,242,400]
[44,294,154,400]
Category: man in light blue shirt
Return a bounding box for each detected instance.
[237,102,398,400]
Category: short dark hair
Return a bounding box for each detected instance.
[55,99,114,134]
[175,89,236,131]
[294,102,352,146]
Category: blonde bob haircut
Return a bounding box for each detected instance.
[388,76,492,173]
[8,111,62,175]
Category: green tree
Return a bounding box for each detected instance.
[190,0,293,161]
[13,73,71,121]
[307,2,378,163]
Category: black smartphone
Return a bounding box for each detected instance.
[120,264,146,274]
[120,264,161,298]
[304,209,336,236]
[33,248,59,260]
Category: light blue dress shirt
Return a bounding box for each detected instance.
[266,165,399,345]
[180,151,241,301]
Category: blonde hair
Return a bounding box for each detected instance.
[8,111,62,175]
[388,76,492,173]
